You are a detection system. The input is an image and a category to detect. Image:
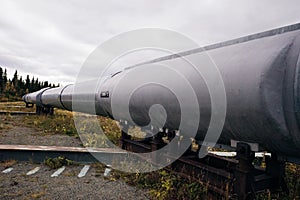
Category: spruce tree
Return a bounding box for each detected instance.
[12,70,18,91]
[3,69,7,92]
[0,67,3,93]
[25,75,30,91]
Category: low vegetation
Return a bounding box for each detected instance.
[121,170,207,200]
[0,160,18,169]
[44,156,74,169]
[0,101,35,112]
[22,109,79,137]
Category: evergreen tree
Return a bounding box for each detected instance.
[0,68,56,101]
[3,69,7,91]
[18,76,24,96]
[4,81,16,97]
[44,81,49,87]
[31,77,35,92]
[12,70,18,91]
[19,76,23,89]
[25,75,30,91]
[0,67,3,93]
[35,78,39,90]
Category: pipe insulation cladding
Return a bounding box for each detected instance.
[23,23,300,163]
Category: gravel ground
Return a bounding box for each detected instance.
[0,115,82,147]
[0,115,151,199]
[0,162,150,200]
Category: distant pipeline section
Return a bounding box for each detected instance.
[23,23,300,164]
[23,85,73,113]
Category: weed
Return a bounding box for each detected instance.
[63,170,78,177]
[44,156,73,169]
[91,162,106,176]
[30,191,46,199]
[0,160,17,168]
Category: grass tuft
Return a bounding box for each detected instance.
[44,156,73,169]
[0,160,17,168]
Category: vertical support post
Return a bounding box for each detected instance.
[36,105,42,115]
[49,107,54,116]
[120,122,130,150]
[36,106,54,115]
[233,142,255,200]
[150,131,164,164]
[265,154,287,192]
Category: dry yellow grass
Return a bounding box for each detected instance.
[30,191,46,199]
[0,101,35,112]
[0,160,17,168]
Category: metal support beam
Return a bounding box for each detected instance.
[150,131,165,164]
[120,122,130,150]
[0,145,125,164]
[265,154,288,192]
[233,142,255,199]
[36,105,54,115]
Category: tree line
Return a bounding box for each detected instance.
[0,67,59,101]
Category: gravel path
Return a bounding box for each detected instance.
[0,162,150,200]
[0,115,150,199]
[0,125,82,147]
[0,115,82,147]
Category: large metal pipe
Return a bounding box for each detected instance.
[23,23,300,163]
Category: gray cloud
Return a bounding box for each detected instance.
[0,0,299,85]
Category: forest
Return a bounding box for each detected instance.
[0,67,58,101]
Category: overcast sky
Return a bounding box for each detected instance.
[0,0,299,86]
